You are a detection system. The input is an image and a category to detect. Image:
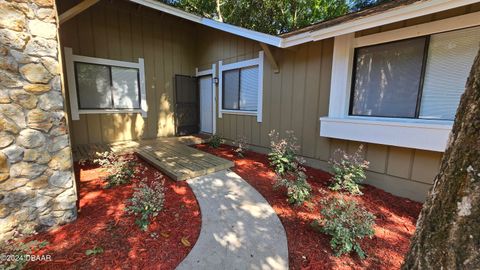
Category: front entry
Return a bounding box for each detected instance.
[174,75,199,136]
[199,76,213,134]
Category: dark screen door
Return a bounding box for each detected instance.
[174,75,199,136]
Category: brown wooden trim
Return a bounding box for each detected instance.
[59,0,101,25]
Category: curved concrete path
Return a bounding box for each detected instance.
[177,170,288,270]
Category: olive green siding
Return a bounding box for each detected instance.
[194,5,480,201]
[58,1,480,202]
[59,0,197,145]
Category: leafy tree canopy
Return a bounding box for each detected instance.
[161,0,389,35]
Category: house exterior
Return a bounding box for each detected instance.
[1,0,479,237]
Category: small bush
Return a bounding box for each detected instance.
[233,135,248,157]
[268,130,300,175]
[0,231,48,270]
[274,166,312,205]
[94,152,137,188]
[329,145,369,195]
[208,135,222,148]
[126,180,165,231]
[85,246,104,256]
[313,197,375,259]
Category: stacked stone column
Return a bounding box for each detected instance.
[0,0,77,240]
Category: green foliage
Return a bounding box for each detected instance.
[274,166,312,205]
[126,181,165,231]
[349,0,390,11]
[162,0,388,35]
[269,130,312,205]
[208,135,223,148]
[328,145,369,195]
[268,130,300,175]
[233,135,248,157]
[85,246,104,256]
[313,197,375,259]
[0,232,48,270]
[94,152,137,188]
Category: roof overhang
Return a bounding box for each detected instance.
[129,0,479,48]
[281,0,480,47]
[128,0,282,47]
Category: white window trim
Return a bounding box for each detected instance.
[195,63,217,134]
[64,47,148,120]
[218,51,264,122]
[321,15,480,152]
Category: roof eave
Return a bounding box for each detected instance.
[282,0,479,47]
[129,0,282,47]
[130,0,479,49]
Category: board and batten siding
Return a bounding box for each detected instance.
[57,0,480,202]
[58,0,197,145]
[195,26,447,202]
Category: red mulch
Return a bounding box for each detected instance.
[28,154,201,270]
[194,144,422,270]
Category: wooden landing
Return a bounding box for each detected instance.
[72,135,209,162]
[136,143,234,181]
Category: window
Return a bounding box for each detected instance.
[75,63,140,110]
[218,51,264,122]
[351,37,427,118]
[419,27,480,120]
[321,18,480,152]
[64,47,147,120]
[350,26,480,120]
[222,66,259,111]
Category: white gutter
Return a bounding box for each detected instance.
[201,18,283,47]
[130,0,479,48]
[129,0,202,23]
[282,0,480,47]
[129,0,282,47]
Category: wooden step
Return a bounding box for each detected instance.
[136,144,234,181]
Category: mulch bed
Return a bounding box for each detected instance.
[194,144,423,270]
[28,154,201,270]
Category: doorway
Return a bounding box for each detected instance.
[199,75,213,134]
[174,75,199,136]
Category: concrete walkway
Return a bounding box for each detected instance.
[177,170,288,270]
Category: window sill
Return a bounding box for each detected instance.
[78,109,144,115]
[220,109,258,116]
[319,116,452,152]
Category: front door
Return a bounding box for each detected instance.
[199,75,213,134]
[174,75,199,136]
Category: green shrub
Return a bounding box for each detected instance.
[94,152,137,188]
[85,246,104,256]
[0,232,48,270]
[208,135,222,148]
[274,166,312,205]
[126,180,165,231]
[328,145,369,195]
[313,197,375,259]
[233,135,248,157]
[268,130,300,175]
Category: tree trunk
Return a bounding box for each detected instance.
[402,49,480,269]
[216,0,223,22]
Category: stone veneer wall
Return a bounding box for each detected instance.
[0,0,77,240]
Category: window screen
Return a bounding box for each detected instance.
[76,63,112,109]
[239,66,258,111]
[419,26,480,120]
[223,69,240,110]
[75,62,140,110]
[351,37,426,118]
[111,67,140,109]
[222,66,258,111]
